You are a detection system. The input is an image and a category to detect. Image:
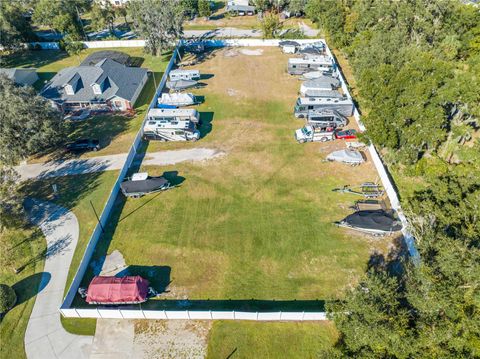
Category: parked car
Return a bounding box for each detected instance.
[335,129,357,140]
[66,139,100,152]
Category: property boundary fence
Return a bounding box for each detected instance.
[59,38,417,319]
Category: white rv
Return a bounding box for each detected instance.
[295,125,335,143]
[158,93,197,107]
[143,119,200,142]
[307,109,348,128]
[294,96,354,118]
[147,108,200,124]
[169,69,201,81]
[287,56,334,75]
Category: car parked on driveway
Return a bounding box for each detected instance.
[335,129,357,140]
[66,139,100,152]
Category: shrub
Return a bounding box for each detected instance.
[0,284,17,314]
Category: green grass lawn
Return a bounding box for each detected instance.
[81,48,385,305]
[0,227,46,359]
[206,321,338,359]
[2,47,170,161]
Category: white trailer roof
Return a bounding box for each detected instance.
[144,119,193,129]
[297,96,353,106]
[169,69,200,75]
[288,56,333,66]
[148,108,199,118]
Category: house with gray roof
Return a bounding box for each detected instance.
[0,68,39,87]
[40,58,148,112]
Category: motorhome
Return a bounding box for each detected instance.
[295,125,335,143]
[287,56,334,75]
[294,96,354,118]
[300,76,341,94]
[303,89,344,98]
[147,108,200,124]
[306,109,348,128]
[169,69,200,81]
[143,118,200,142]
[158,93,197,107]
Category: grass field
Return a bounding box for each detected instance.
[81,48,390,306]
[1,47,170,162]
[0,227,46,359]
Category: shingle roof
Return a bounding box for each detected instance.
[0,68,38,86]
[41,58,147,103]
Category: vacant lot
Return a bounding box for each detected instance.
[82,47,389,305]
[2,47,170,162]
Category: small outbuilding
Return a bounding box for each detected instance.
[0,68,39,87]
[86,276,150,305]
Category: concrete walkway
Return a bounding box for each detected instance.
[24,199,92,359]
[16,148,224,181]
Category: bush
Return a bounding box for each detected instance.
[0,284,17,314]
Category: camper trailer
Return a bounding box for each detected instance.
[287,56,334,75]
[300,77,341,96]
[147,108,200,124]
[169,69,200,81]
[294,96,354,118]
[302,89,344,98]
[158,93,198,107]
[143,118,200,142]
[307,109,348,128]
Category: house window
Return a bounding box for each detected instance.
[92,84,102,95]
[65,84,74,95]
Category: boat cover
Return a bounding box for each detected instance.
[166,80,198,91]
[158,93,196,106]
[341,210,402,232]
[120,176,169,195]
[302,76,341,90]
[86,276,149,304]
[327,150,364,164]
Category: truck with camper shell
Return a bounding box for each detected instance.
[294,96,354,118]
[295,125,335,143]
[287,55,335,75]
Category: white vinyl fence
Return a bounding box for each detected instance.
[60,38,417,319]
[61,46,179,309]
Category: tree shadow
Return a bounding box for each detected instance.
[12,272,51,306]
[199,112,214,138]
[0,50,68,69]
[116,265,172,294]
[367,235,409,277]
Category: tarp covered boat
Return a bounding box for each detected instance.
[86,276,150,305]
[158,92,197,107]
[336,210,403,235]
[120,172,170,198]
[166,79,198,91]
[327,150,364,165]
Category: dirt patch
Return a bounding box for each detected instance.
[239,48,264,56]
[134,320,212,359]
[223,49,238,57]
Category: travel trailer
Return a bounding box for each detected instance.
[158,93,198,107]
[169,69,200,81]
[300,77,341,96]
[302,89,344,98]
[143,118,200,142]
[294,96,354,118]
[307,109,348,128]
[147,108,200,124]
[295,125,335,143]
[287,56,334,75]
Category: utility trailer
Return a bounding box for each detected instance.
[295,125,335,143]
[120,172,171,198]
[287,55,334,75]
[294,96,354,118]
[143,118,200,142]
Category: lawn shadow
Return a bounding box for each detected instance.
[199,111,214,138]
[200,73,214,80]
[116,265,172,294]
[12,272,51,306]
[0,50,68,69]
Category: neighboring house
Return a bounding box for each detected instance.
[226,0,256,15]
[0,68,39,87]
[41,58,148,112]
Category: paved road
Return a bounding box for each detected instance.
[16,148,224,181]
[24,199,92,359]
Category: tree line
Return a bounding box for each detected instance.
[304,0,480,357]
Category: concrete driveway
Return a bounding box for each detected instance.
[16,148,224,181]
[24,199,93,359]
